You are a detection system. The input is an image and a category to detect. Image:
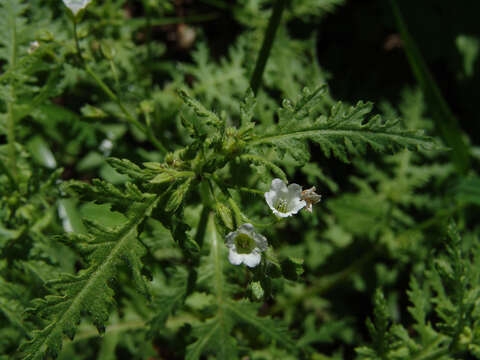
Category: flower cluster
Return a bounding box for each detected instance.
[225,179,321,268]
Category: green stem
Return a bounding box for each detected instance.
[73,20,84,64]
[7,7,17,181]
[7,102,17,181]
[84,65,166,153]
[250,0,288,94]
[84,65,143,130]
[389,0,470,174]
[194,205,210,250]
[144,111,168,153]
[144,1,152,62]
[71,19,166,153]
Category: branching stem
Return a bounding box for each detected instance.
[250,0,288,94]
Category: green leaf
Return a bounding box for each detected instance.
[166,177,193,213]
[26,136,57,169]
[249,87,437,164]
[215,201,234,230]
[177,88,223,129]
[186,317,237,360]
[19,192,160,360]
[224,300,297,352]
[281,257,304,281]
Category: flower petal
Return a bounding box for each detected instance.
[228,248,243,265]
[242,252,261,268]
[289,197,307,213]
[252,233,268,251]
[225,230,238,248]
[238,223,254,235]
[287,183,302,197]
[264,190,277,209]
[63,0,91,15]
[271,178,288,193]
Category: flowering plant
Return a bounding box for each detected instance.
[62,0,91,16]
[265,178,307,217]
[1,0,473,359]
[225,224,268,267]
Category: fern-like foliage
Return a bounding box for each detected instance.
[19,181,161,360]
[184,215,296,359]
[356,221,480,359]
[248,87,436,164]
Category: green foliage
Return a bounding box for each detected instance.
[0,0,477,359]
[356,222,480,359]
[249,87,435,164]
[20,181,160,359]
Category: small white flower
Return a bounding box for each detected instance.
[99,139,113,156]
[225,224,267,268]
[28,41,40,54]
[264,178,306,217]
[63,0,92,16]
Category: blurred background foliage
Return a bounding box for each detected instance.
[1,0,480,359]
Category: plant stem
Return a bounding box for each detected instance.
[194,205,210,250]
[84,65,167,153]
[73,20,84,65]
[7,103,17,181]
[144,0,152,62]
[389,0,470,174]
[7,8,18,181]
[71,19,167,153]
[250,0,288,95]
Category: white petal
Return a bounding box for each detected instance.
[272,208,292,218]
[288,198,307,214]
[242,252,261,268]
[63,0,91,15]
[225,230,238,248]
[270,178,288,193]
[253,233,268,251]
[228,248,243,265]
[287,183,303,198]
[238,223,254,235]
[264,190,277,209]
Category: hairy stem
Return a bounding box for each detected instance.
[250,0,288,94]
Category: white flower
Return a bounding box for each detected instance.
[63,0,92,16]
[99,139,113,156]
[225,224,267,268]
[28,41,40,54]
[264,178,306,217]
